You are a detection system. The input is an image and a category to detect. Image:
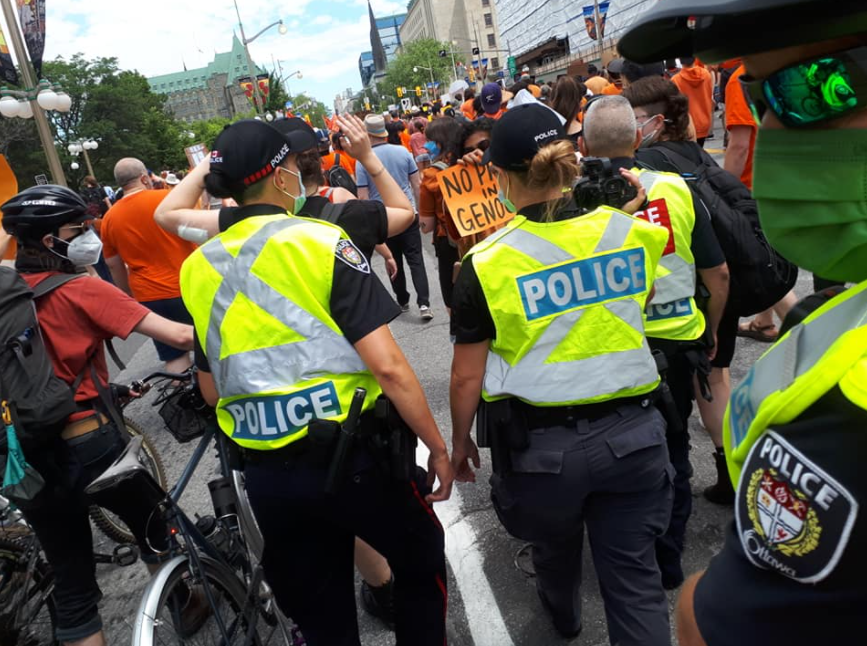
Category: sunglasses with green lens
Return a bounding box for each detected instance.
[742,46,867,128]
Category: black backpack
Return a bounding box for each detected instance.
[326,154,358,196]
[639,144,798,317]
[299,193,346,225]
[0,268,84,449]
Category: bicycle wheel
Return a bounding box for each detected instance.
[133,555,294,646]
[89,418,168,544]
[0,538,57,646]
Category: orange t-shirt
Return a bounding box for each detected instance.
[601,83,623,95]
[725,64,758,191]
[320,152,356,182]
[100,189,197,302]
[461,99,477,121]
[585,76,610,95]
[672,65,715,139]
[399,129,412,152]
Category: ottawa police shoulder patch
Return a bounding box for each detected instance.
[735,430,858,584]
[334,239,370,274]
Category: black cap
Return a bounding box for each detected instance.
[622,60,666,83]
[618,0,867,64]
[482,104,567,171]
[209,119,316,189]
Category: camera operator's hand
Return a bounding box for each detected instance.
[619,168,647,214]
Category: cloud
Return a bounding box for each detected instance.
[36,0,387,108]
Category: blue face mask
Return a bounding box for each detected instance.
[424,141,441,158]
[497,173,517,213]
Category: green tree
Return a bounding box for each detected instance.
[382,39,459,103]
[3,54,188,189]
[262,72,290,115]
[290,93,331,130]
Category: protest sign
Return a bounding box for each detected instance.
[437,163,513,237]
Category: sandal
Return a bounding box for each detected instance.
[737,320,779,343]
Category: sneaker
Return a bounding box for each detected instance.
[399,303,410,313]
[419,305,434,321]
[360,578,395,630]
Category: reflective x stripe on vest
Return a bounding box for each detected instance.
[634,169,705,342]
[180,214,381,450]
[725,279,867,485]
[470,208,668,406]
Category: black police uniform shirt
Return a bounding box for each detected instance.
[693,387,867,646]
[195,203,399,372]
[450,193,724,343]
[218,197,389,261]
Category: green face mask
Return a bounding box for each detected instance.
[753,127,867,282]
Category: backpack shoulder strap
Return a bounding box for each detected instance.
[332,153,341,169]
[432,161,449,171]
[31,273,84,299]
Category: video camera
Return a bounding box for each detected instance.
[573,157,638,213]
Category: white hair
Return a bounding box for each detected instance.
[582,95,638,158]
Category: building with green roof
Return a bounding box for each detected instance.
[147,35,266,122]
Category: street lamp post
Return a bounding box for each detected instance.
[67,140,99,179]
[0,0,71,185]
[233,0,287,116]
[413,64,435,100]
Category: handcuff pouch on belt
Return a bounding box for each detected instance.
[477,399,528,476]
[307,394,419,492]
[651,349,684,435]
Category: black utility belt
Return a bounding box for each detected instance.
[521,395,651,429]
[242,411,380,467]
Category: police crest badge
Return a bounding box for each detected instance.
[736,431,858,583]
[335,239,370,274]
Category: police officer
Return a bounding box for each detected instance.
[579,95,730,588]
[450,103,674,646]
[177,116,454,646]
[619,1,867,645]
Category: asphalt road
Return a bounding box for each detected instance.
[93,124,813,646]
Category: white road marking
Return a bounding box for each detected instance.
[418,445,515,646]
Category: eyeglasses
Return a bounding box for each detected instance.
[461,139,491,157]
[742,46,867,128]
[61,222,93,233]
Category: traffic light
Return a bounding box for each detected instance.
[396,86,403,98]
[415,86,422,97]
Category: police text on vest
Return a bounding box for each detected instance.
[223,382,342,441]
[518,248,646,320]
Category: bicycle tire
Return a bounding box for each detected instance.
[0,537,57,646]
[89,418,168,544]
[133,555,294,646]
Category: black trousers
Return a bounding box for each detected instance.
[648,343,696,585]
[491,404,673,646]
[244,448,446,646]
[388,219,430,307]
[433,235,459,310]
[22,423,165,642]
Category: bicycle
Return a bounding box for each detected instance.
[85,369,303,646]
[0,494,141,646]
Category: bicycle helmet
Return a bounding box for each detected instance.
[1,184,90,241]
[618,0,867,64]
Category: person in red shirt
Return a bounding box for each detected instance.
[102,157,198,372]
[1,185,194,646]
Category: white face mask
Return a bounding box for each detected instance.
[637,115,664,148]
[49,228,103,266]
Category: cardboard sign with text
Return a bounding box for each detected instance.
[437,163,513,237]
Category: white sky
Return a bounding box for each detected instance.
[3,0,408,109]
